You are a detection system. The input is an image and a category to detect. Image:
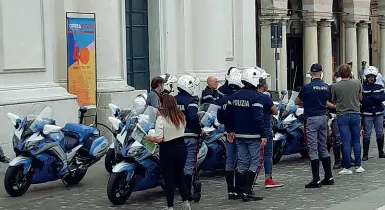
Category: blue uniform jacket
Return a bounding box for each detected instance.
[217,82,233,98]
[201,86,219,105]
[225,88,266,139]
[298,78,329,117]
[361,83,385,116]
[175,90,201,137]
[217,89,236,133]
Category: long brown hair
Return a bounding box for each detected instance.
[160,94,185,128]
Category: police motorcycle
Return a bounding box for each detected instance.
[4,106,109,197]
[196,103,226,171]
[105,93,148,173]
[106,105,163,205]
[272,91,307,164]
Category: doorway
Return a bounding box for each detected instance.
[287,36,303,91]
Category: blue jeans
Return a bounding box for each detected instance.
[225,141,237,171]
[264,132,273,177]
[337,114,361,169]
[362,115,384,139]
[236,139,262,173]
[333,118,341,144]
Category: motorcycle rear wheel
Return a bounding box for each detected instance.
[62,170,87,186]
[4,165,32,197]
[273,140,283,165]
[107,172,135,205]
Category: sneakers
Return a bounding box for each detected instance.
[305,180,322,188]
[321,177,335,185]
[264,178,283,188]
[355,166,365,173]
[181,203,191,210]
[338,168,353,175]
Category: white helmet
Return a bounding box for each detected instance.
[177,75,200,96]
[161,73,178,93]
[228,70,244,88]
[364,66,379,77]
[225,67,238,81]
[132,93,147,115]
[241,68,262,88]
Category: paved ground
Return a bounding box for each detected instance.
[1,141,385,210]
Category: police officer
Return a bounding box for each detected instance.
[225,68,266,201]
[361,66,385,161]
[295,63,334,188]
[175,75,202,201]
[217,69,243,200]
[201,76,219,104]
[218,67,238,98]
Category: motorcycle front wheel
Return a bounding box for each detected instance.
[4,165,32,197]
[273,140,283,165]
[105,148,116,173]
[107,172,135,205]
[62,169,87,186]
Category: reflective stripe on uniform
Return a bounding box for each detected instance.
[252,103,263,108]
[363,90,371,93]
[185,133,199,137]
[202,95,213,100]
[218,90,224,96]
[187,104,199,108]
[374,89,385,93]
[362,112,384,116]
[234,134,261,138]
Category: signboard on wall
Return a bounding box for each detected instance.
[66,13,97,107]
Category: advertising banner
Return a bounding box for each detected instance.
[66,13,97,107]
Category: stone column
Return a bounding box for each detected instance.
[345,21,358,76]
[260,19,277,89]
[278,20,288,91]
[357,22,370,70]
[303,20,319,84]
[379,22,385,75]
[318,20,333,84]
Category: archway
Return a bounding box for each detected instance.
[286,0,303,90]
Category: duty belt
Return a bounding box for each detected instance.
[234,134,261,139]
[362,111,383,116]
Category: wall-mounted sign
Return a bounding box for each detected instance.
[66,13,97,107]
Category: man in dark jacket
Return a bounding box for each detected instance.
[226,68,267,201]
[361,66,385,161]
[217,69,243,200]
[201,76,219,104]
[175,75,202,201]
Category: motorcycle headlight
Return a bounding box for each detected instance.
[127,146,144,157]
[12,135,20,148]
[23,140,39,150]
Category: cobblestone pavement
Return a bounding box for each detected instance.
[1,141,385,210]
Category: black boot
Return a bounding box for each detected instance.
[184,175,193,201]
[225,170,236,199]
[305,159,322,188]
[376,136,385,158]
[333,144,341,169]
[320,157,335,185]
[242,171,263,201]
[234,172,244,200]
[362,137,370,161]
[0,155,10,163]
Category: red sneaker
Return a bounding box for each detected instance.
[264,178,283,188]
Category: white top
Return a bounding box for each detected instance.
[376,73,384,87]
[153,116,186,142]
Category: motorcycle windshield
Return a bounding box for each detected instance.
[137,106,157,132]
[285,91,298,113]
[29,107,53,133]
[198,103,220,127]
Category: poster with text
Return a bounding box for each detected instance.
[66,15,96,107]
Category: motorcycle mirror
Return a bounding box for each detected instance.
[108,117,122,131]
[43,124,62,135]
[108,104,120,117]
[7,113,21,129]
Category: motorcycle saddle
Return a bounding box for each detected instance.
[62,123,98,143]
[62,135,79,152]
